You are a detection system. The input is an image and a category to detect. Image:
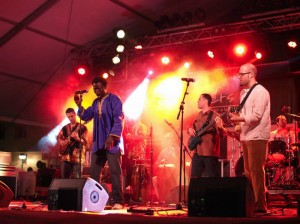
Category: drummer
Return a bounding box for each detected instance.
[270,115,295,145]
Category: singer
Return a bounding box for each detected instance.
[74,76,124,210]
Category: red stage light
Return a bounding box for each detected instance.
[234,44,247,57]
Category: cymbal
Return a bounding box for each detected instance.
[125,134,144,141]
[286,126,300,132]
[158,163,175,168]
[292,142,300,147]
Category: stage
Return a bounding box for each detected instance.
[1,196,299,224]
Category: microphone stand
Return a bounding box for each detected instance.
[149,123,154,205]
[176,81,191,209]
[165,121,191,205]
[78,93,84,178]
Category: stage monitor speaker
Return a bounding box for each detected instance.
[0,180,14,208]
[48,177,108,212]
[188,177,254,217]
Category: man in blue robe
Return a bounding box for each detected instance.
[75,77,124,209]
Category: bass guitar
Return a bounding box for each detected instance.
[188,112,226,151]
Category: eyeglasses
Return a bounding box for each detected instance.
[238,72,251,77]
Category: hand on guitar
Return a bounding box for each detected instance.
[228,112,244,123]
[70,131,80,142]
[187,127,196,136]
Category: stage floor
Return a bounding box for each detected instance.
[1,195,299,224]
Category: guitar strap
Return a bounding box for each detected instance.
[193,110,214,133]
[236,83,259,112]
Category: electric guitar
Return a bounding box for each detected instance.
[188,112,226,151]
[227,105,241,141]
[60,122,88,156]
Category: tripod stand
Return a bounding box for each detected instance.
[164,119,192,204]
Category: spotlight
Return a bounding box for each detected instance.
[116,45,125,53]
[161,56,170,64]
[116,29,125,39]
[108,69,115,76]
[135,44,142,50]
[234,43,247,57]
[183,62,190,69]
[255,51,262,59]
[75,64,88,76]
[112,55,121,64]
[102,73,109,79]
[207,51,214,58]
[288,41,297,48]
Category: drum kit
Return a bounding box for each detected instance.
[125,133,151,202]
[266,139,299,188]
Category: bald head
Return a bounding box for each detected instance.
[240,63,257,77]
[239,63,258,87]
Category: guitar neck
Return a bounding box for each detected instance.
[196,112,226,135]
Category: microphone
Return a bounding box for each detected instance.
[181,78,195,82]
[74,90,88,94]
[164,119,172,126]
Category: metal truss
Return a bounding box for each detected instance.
[74,10,300,57]
[141,11,300,50]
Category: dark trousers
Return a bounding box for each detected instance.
[90,149,123,204]
[191,154,220,178]
[61,161,81,178]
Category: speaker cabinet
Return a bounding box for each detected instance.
[0,181,14,208]
[188,177,254,217]
[48,177,109,212]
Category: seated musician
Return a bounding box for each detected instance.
[270,115,295,144]
[268,115,296,164]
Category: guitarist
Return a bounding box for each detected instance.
[229,63,271,214]
[187,93,227,178]
[57,108,88,178]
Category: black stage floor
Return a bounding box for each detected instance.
[1,194,299,224]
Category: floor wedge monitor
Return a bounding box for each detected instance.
[48,177,108,212]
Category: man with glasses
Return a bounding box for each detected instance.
[229,63,271,214]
